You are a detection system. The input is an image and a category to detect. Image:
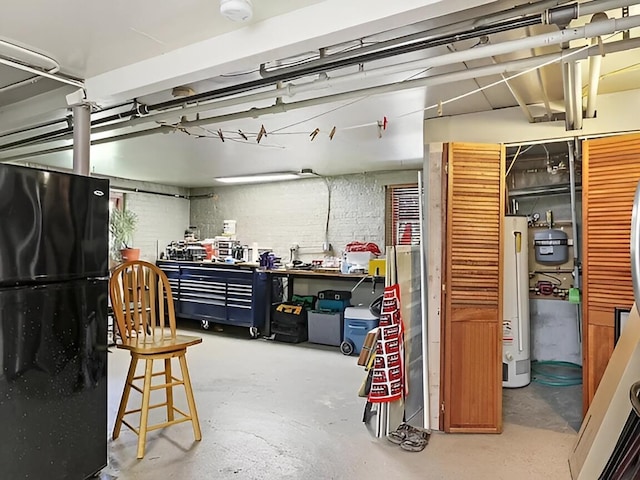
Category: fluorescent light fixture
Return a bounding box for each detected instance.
[214,170,319,185]
[216,173,298,184]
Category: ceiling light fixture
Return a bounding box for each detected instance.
[219,0,253,23]
[215,169,318,185]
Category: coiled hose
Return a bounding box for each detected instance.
[531,360,583,387]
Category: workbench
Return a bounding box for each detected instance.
[266,268,382,302]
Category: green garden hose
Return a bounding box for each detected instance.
[531,360,583,387]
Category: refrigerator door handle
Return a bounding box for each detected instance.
[631,180,640,312]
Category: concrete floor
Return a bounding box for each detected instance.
[102,324,578,480]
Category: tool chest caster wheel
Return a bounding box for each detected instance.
[249,326,260,338]
[340,340,354,356]
[201,320,210,330]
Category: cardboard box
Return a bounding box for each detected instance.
[569,304,640,479]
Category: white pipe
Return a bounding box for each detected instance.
[417,170,430,431]
[572,60,584,130]
[0,39,62,94]
[562,62,575,130]
[586,13,609,119]
[586,53,602,119]
[0,66,60,94]
[72,13,640,132]
[4,32,640,155]
[0,40,59,70]
[0,56,83,89]
[4,35,640,155]
[579,0,638,17]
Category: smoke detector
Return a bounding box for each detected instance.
[220,0,253,22]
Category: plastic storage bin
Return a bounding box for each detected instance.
[341,307,379,355]
[308,310,343,346]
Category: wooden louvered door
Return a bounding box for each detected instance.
[583,133,640,410]
[443,142,504,433]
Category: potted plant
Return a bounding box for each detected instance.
[110,208,140,263]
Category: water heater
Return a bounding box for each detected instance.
[503,216,531,388]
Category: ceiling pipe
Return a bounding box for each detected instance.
[267,0,573,73]
[586,13,609,118]
[3,34,640,153]
[258,0,634,80]
[0,56,83,89]
[4,36,640,157]
[0,126,171,163]
[572,60,584,130]
[562,61,575,129]
[4,12,640,151]
[1,1,628,143]
[0,40,61,94]
[579,0,639,17]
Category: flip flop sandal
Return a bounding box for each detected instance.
[400,430,430,452]
[386,423,413,444]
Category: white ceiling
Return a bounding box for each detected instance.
[1,0,640,187]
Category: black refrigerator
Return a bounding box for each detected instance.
[0,164,109,479]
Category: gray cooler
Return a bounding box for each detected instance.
[308,310,343,346]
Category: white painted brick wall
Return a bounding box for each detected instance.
[190,170,419,262]
[125,193,190,262]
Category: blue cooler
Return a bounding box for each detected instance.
[340,307,379,355]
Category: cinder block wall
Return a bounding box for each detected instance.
[190,170,419,262]
[111,178,191,262]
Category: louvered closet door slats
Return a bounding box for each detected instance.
[444,142,504,433]
[583,133,640,410]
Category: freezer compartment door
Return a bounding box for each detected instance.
[0,164,109,285]
[0,279,108,479]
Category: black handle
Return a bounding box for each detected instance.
[630,381,640,417]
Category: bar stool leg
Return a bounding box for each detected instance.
[137,358,154,459]
[179,353,202,441]
[164,358,174,422]
[113,355,138,440]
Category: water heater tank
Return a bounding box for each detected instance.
[503,216,531,388]
[534,229,569,265]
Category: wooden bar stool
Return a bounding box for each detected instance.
[109,260,202,459]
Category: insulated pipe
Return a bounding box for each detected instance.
[586,48,602,118]
[0,65,60,94]
[562,61,576,130]
[0,126,170,163]
[5,10,640,148]
[0,40,59,70]
[0,40,62,94]
[572,60,584,130]
[586,13,609,118]
[4,35,640,154]
[260,0,564,78]
[579,0,639,17]
[0,56,83,88]
[258,0,634,80]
